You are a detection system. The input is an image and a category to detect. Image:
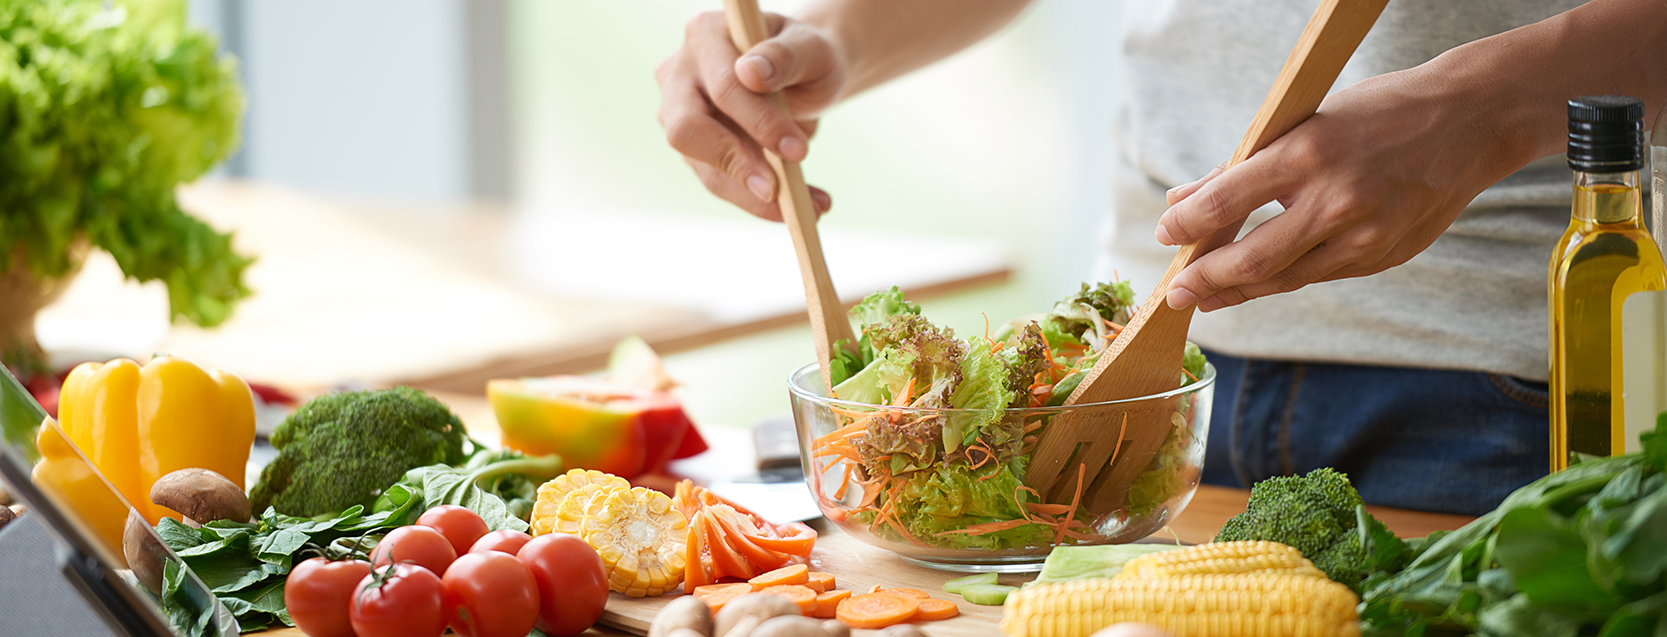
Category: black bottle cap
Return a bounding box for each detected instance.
[1568,95,1644,172]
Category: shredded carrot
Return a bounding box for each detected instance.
[891,377,916,407]
[812,422,868,448]
[833,463,853,500]
[1109,414,1128,465]
[1024,419,1045,433]
[934,519,1032,536]
[1025,502,1072,515]
[1054,463,1087,545]
[1182,366,1200,382]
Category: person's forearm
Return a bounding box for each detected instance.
[1436,0,1667,168]
[799,0,1034,97]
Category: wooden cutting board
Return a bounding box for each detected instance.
[600,524,1022,637]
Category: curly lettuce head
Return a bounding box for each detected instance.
[0,0,249,327]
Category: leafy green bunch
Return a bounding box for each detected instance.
[0,0,249,327]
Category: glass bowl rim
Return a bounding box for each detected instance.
[786,360,1216,414]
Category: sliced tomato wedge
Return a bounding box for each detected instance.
[708,506,791,570]
[701,512,758,580]
[749,522,817,556]
[684,510,714,590]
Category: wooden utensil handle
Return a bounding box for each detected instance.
[723,0,859,390]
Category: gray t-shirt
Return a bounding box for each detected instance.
[1093,0,1583,381]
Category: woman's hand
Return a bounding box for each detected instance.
[655,11,846,221]
[1154,60,1537,312]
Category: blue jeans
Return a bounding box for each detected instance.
[1200,348,1549,516]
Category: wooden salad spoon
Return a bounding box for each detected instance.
[722,0,859,392]
[1025,0,1394,510]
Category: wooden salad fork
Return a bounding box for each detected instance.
[1024,0,1393,512]
[722,0,860,392]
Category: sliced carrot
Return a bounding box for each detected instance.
[913,598,960,621]
[692,583,753,613]
[813,589,851,619]
[877,588,931,600]
[837,592,921,629]
[749,564,810,589]
[806,571,836,593]
[758,584,818,615]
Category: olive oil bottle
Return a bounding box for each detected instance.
[1549,96,1667,471]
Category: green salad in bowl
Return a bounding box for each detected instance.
[788,283,1214,571]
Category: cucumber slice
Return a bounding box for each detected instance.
[943,572,999,595]
[960,583,1017,606]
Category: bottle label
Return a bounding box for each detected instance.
[1623,290,1667,453]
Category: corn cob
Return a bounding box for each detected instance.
[1122,541,1325,579]
[583,486,688,597]
[1000,573,1360,637]
[554,482,624,537]
[530,468,630,536]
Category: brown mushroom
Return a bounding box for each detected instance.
[821,620,851,637]
[124,515,169,593]
[0,504,14,531]
[714,593,801,637]
[752,615,841,637]
[150,468,250,526]
[651,595,715,637]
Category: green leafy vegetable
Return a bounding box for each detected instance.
[0,0,249,374]
[157,497,423,632]
[372,450,564,532]
[1030,544,1183,585]
[944,572,999,594]
[249,386,470,517]
[1358,412,1667,636]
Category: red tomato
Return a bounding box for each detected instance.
[284,558,371,637]
[470,529,534,555]
[518,534,608,637]
[418,505,490,556]
[442,552,541,637]
[350,564,446,637]
[371,526,457,577]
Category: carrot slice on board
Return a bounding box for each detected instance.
[758,584,818,614]
[913,598,960,621]
[806,571,835,593]
[813,590,851,619]
[837,593,921,629]
[692,583,754,613]
[750,564,810,589]
[877,588,931,600]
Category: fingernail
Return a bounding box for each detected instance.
[1155,224,1176,246]
[778,137,807,162]
[747,174,774,201]
[740,55,774,82]
[1166,287,1198,310]
[1197,296,1225,313]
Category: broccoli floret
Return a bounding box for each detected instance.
[250,387,469,517]
[1214,468,1407,591]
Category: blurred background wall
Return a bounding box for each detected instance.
[183,0,1131,313]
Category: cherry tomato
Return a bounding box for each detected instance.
[284,557,371,637]
[371,525,457,577]
[350,563,446,637]
[518,533,608,637]
[442,551,540,637]
[470,529,533,555]
[418,505,490,556]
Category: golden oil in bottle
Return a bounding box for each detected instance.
[1549,96,1667,471]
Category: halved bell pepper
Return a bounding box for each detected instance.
[58,356,255,523]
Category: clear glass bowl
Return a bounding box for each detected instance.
[788,362,1215,572]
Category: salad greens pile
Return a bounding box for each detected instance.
[818,283,1208,551]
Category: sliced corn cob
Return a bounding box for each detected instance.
[1121,541,1325,579]
[583,486,688,597]
[555,482,625,536]
[1000,573,1360,637]
[530,469,630,536]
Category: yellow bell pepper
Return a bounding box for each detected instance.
[31,417,131,567]
[58,356,256,524]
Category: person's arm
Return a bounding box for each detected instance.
[655,0,1032,220]
[1155,0,1667,311]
